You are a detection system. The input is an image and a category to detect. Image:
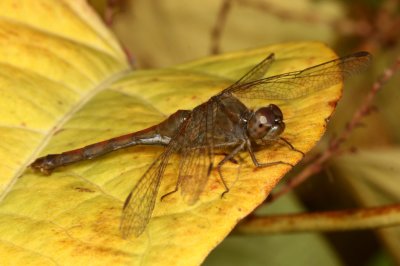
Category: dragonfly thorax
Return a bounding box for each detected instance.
[247,104,285,141]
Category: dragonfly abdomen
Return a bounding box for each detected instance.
[31,110,191,174]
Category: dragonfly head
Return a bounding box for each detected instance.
[247,104,285,141]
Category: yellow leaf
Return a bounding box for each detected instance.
[0,1,345,265]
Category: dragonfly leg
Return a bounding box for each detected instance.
[160,176,182,202]
[246,139,294,168]
[279,137,305,157]
[215,152,240,164]
[160,150,242,202]
[217,140,246,198]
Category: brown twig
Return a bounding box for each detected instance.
[236,0,360,36]
[268,54,400,202]
[210,0,233,55]
[235,204,400,234]
[235,0,400,52]
[211,0,400,57]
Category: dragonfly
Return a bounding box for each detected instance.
[31,51,371,238]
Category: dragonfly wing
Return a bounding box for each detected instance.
[225,51,372,100]
[179,101,218,204]
[230,53,275,88]
[179,145,210,204]
[120,140,178,238]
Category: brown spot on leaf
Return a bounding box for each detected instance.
[71,242,131,260]
[328,100,338,108]
[75,187,95,193]
[209,183,220,191]
[252,167,261,173]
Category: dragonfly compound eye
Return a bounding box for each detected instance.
[247,104,285,140]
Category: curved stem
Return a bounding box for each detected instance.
[235,204,400,234]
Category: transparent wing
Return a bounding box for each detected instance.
[179,146,210,204]
[120,140,178,238]
[179,101,218,204]
[225,51,372,100]
[229,53,275,88]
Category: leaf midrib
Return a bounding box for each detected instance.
[0,68,132,203]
